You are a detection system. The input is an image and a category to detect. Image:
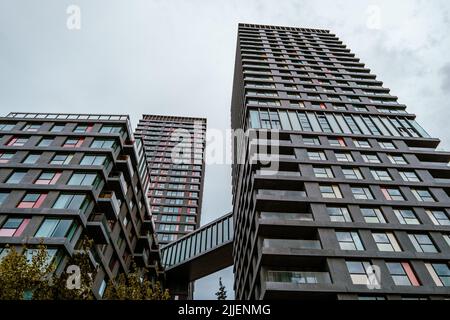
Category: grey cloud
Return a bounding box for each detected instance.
[1,0,450,298]
[440,63,450,92]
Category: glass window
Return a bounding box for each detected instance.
[23,153,40,164]
[411,189,435,202]
[352,187,374,200]
[278,111,291,130]
[343,115,362,134]
[386,262,420,286]
[0,152,15,164]
[0,193,8,205]
[335,152,353,162]
[23,124,41,132]
[379,141,396,150]
[100,125,123,134]
[361,207,386,223]
[303,137,320,145]
[99,279,107,297]
[17,193,47,209]
[313,167,334,178]
[5,171,27,184]
[80,154,108,166]
[0,218,30,237]
[426,210,450,226]
[50,124,65,132]
[38,138,53,147]
[328,137,346,147]
[74,125,93,133]
[342,168,363,180]
[249,110,260,129]
[297,113,312,131]
[346,261,374,285]
[373,232,402,252]
[53,194,89,213]
[7,137,28,147]
[394,209,420,225]
[327,207,352,222]
[50,154,73,165]
[63,138,83,148]
[381,188,404,201]
[399,171,420,182]
[289,112,302,130]
[388,155,407,165]
[35,172,61,185]
[320,185,342,199]
[408,234,438,253]
[371,170,392,181]
[337,231,364,251]
[308,151,326,161]
[68,173,99,187]
[35,219,76,240]
[361,154,381,164]
[425,263,450,287]
[0,123,15,131]
[444,235,450,247]
[91,139,116,149]
[353,140,371,148]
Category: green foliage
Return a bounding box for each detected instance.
[0,240,167,300]
[51,238,96,300]
[215,277,227,300]
[0,245,55,300]
[104,263,170,300]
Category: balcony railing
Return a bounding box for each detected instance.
[267,271,332,284]
[98,191,121,218]
[6,112,128,121]
[260,212,313,221]
[256,170,300,177]
[263,239,322,250]
[258,190,307,198]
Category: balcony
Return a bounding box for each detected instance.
[134,248,150,267]
[250,153,296,164]
[98,191,121,219]
[86,213,110,244]
[116,155,134,180]
[108,171,128,199]
[260,212,313,222]
[267,271,332,285]
[258,189,307,198]
[136,232,156,252]
[256,170,300,177]
[263,239,322,250]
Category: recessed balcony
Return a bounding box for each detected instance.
[108,171,128,199]
[263,239,322,250]
[86,213,110,244]
[98,191,121,219]
[258,189,307,198]
[267,270,332,285]
[260,212,313,222]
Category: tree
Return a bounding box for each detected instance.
[0,239,96,300]
[0,240,168,300]
[51,238,96,300]
[0,244,55,300]
[104,263,170,300]
[215,277,227,300]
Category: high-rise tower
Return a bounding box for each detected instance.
[0,112,161,299]
[134,115,207,246]
[231,23,450,300]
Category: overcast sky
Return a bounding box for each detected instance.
[1,0,449,299]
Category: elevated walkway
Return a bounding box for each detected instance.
[161,212,233,281]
